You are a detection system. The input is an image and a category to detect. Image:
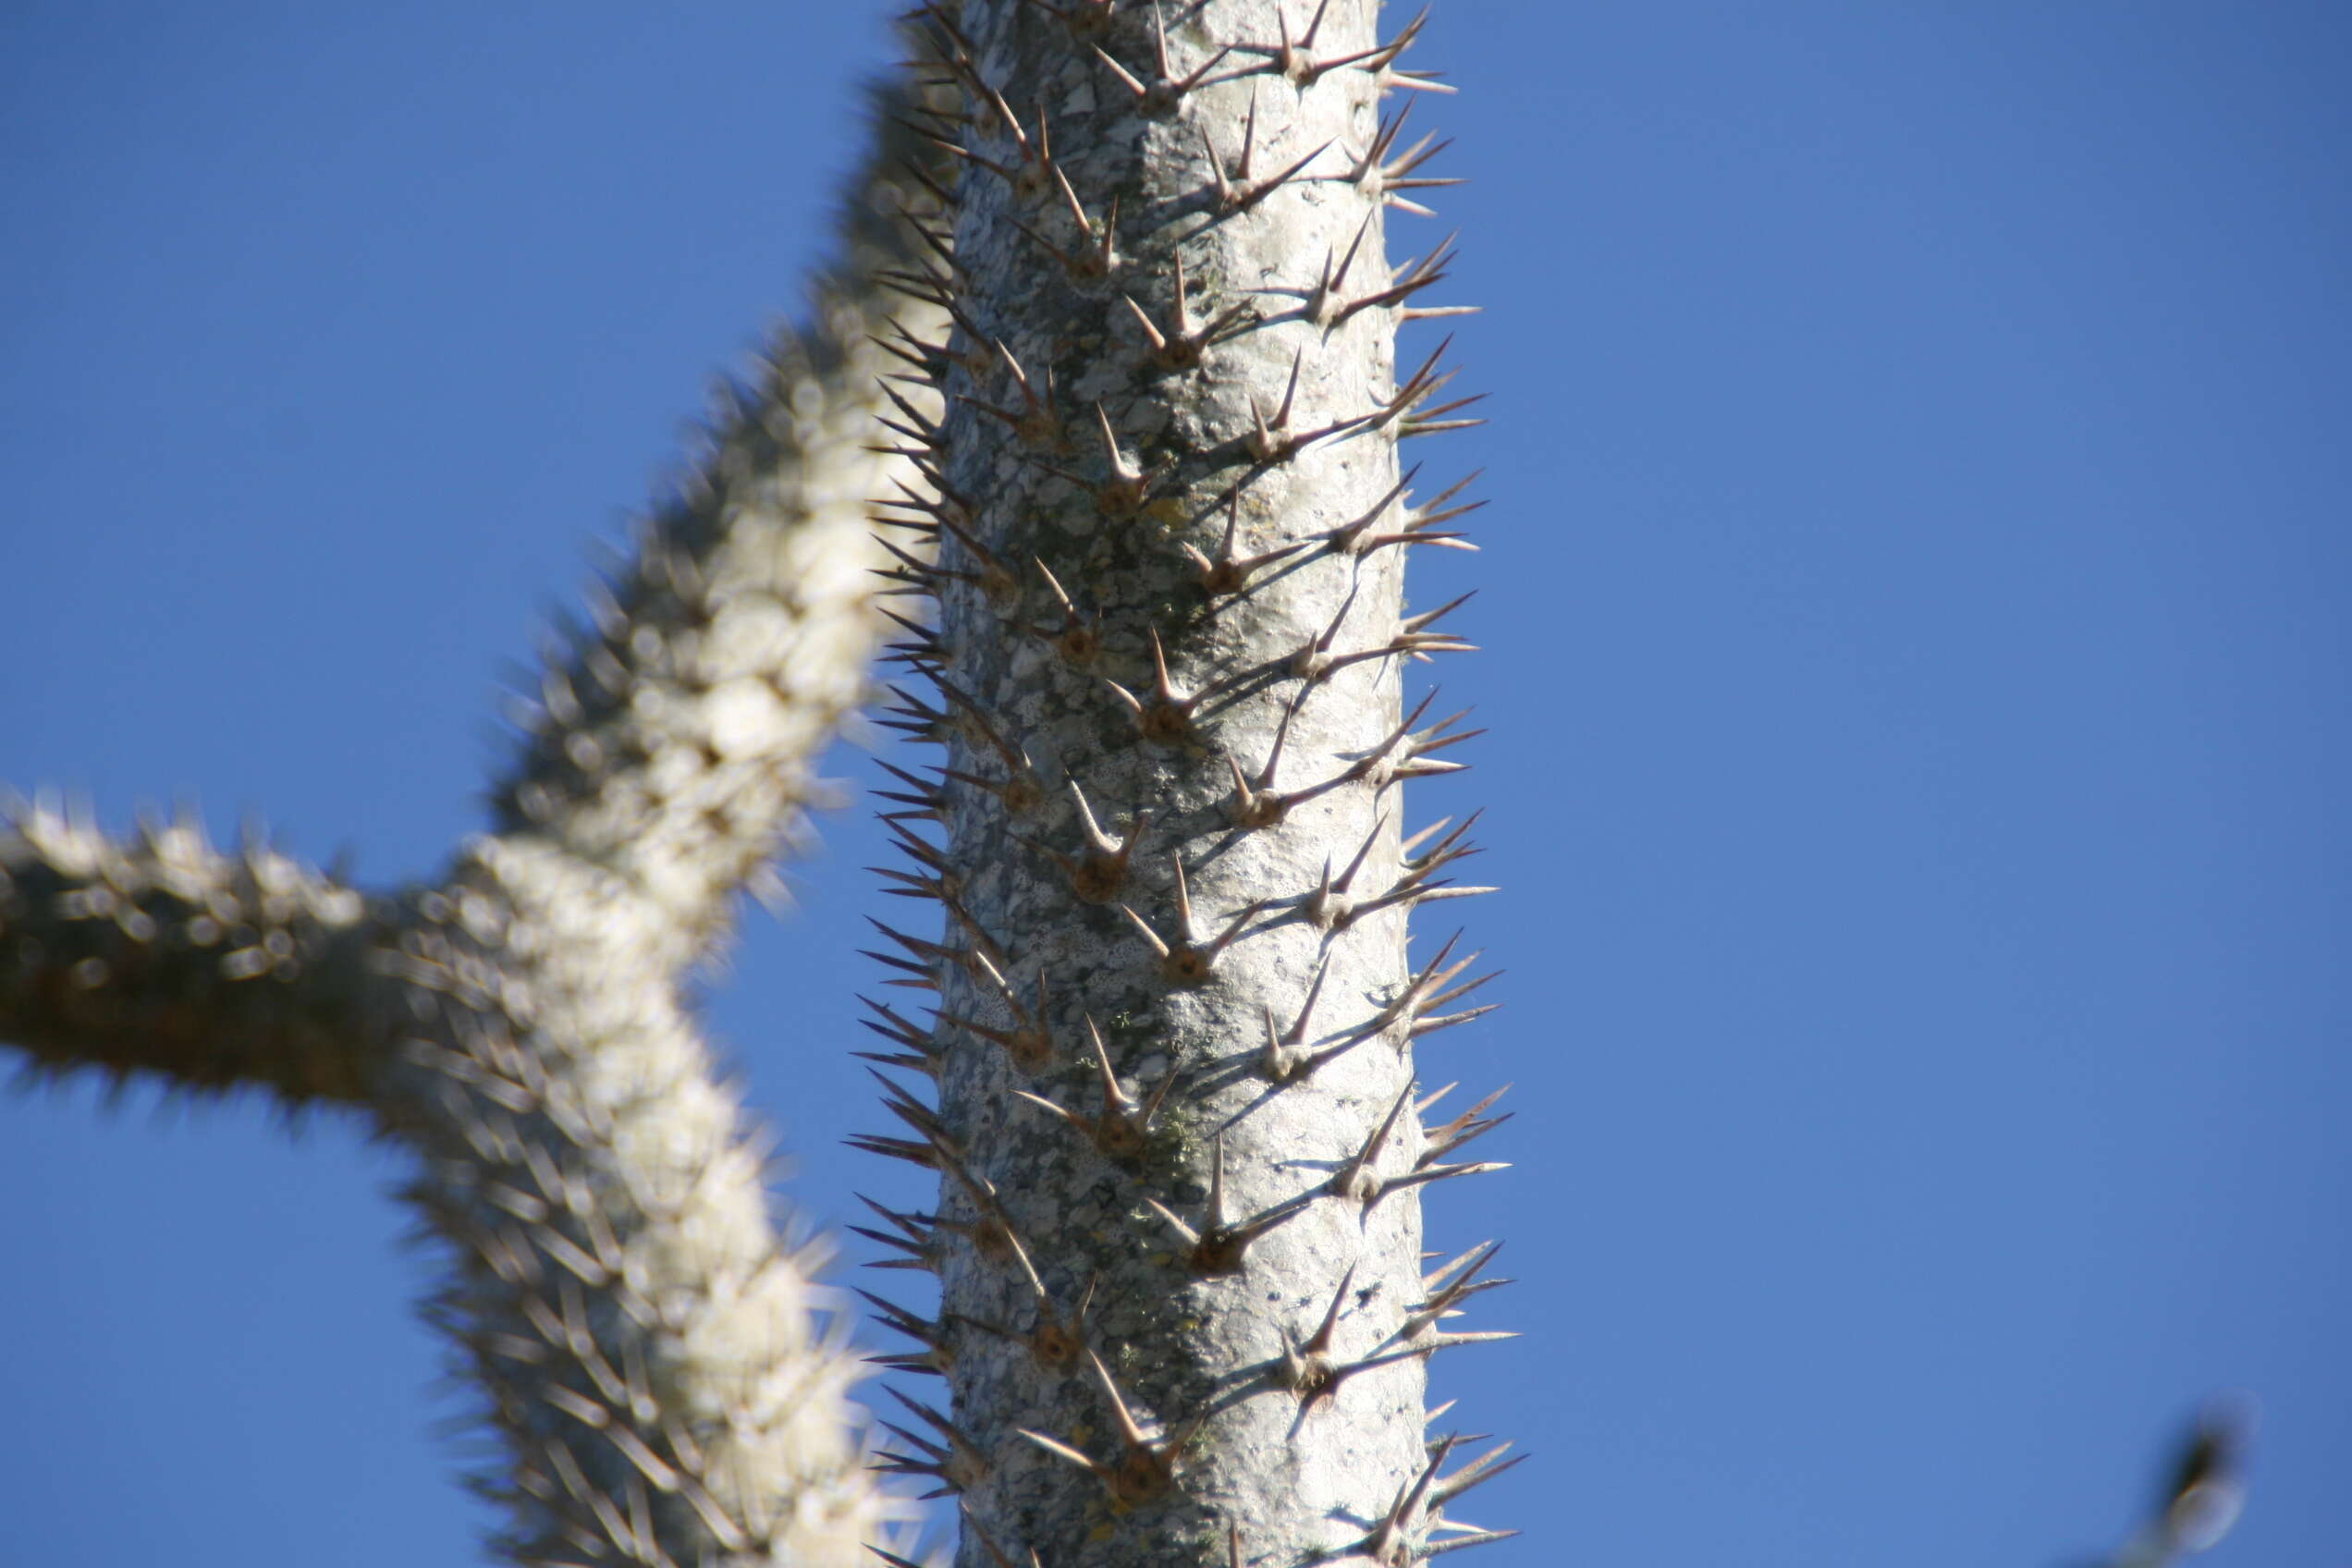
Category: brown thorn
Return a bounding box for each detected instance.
[1028,557,1103,668]
[1184,490,1307,596]
[1261,952,1335,1080]
[1094,1,1232,116]
[1331,1082,1415,1206]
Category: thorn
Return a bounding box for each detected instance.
[879,817,961,898]
[1231,0,1419,90]
[1333,231,1464,329]
[1316,467,1411,556]
[870,755,949,815]
[1259,208,1444,337]
[923,1133,1021,1264]
[1420,1242,1496,1299]
[1403,1241,1513,1340]
[936,893,1012,975]
[1401,398,1488,440]
[946,756,1047,818]
[1121,856,1262,986]
[1244,345,1354,464]
[855,1287,954,1376]
[933,680,1047,810]
[1430,1439,1529,1511]
[1224,693,1354,830]
[1372,8,1457,97]
[1013,1016,1176,1164]
[869,855,952,906]
[1310,212,1378,326]
[1198,81,1261,210]
[1356,1426,1530,1565]
[2134,1396,2257,1560]
[1276,1260,1358,1405]
[863,915,981,988]
[869,471,949,540]
[1087,401,1170,517]
[956,340,1063,450]
[1343,843,1499,928]
[931,508,1022,607]
[1353,332,1474,443]
[1337,466,1486,558]
[1028,558,1103,668]
[1401,809,1485,876]
[1123,255,1253,374]
[1365,1432,1456,1565]
[1376,1156,1513,1204]
[875,263,957,310]
[856,995,946,1077]
[1012,177,1121,283]
[1058,168,1121,278]
[1094,1,1231,117]
[1418,1527,1525,1559]
[869,1067,950,1146]
[1268,0,1341,84]
[1419,1084,1513,1166]
[1142,1133,1312,1275]
[1348,689,1485,792]
[1304,809,1388,930]
[995,1230,1095,1370]
[872,535,957,600]
[1412,988,1502,1041]
[875,376,945,445]
[994,88,1060,207]
[940,299,998,381]
[1264,953,1366,1083]
[1319,99,1463,216]
[1400,929,1500,1038]
[951,950,1056,1072]
[1021,1349,1206,1506]
[875,682,952,746]
[1182,491,1307,596]
[872,1386,992,1498]
[1330,1082,1415,1206]
[1289,578,1362,682]
[871,322,952,382]
[845,1133,941,1172]
[1020,778,1146,904]
[1103,627,1231,746]
[1403,588,1477,642]
[1194,125,1335,232]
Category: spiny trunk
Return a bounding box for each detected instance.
[860,5,1512,1563]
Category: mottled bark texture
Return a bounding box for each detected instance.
[863,5,1512,1564]
[3,95,954,1567]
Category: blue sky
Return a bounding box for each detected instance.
[3,4,2346,1564]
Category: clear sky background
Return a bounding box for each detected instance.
[3,4,2346,1565]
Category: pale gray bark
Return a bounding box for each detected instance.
[864,5,1509,1564]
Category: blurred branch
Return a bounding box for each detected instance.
[2,799,389,1110]
[1,68,954,1568]
[2086,1396,2255,1568]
